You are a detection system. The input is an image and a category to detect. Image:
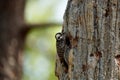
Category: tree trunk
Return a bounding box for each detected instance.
[0,0,26,80]
[55,0,120,80]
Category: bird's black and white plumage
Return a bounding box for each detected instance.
[55,32,66,64]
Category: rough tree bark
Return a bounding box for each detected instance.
[55,0,120,80]
[0,0,26,80]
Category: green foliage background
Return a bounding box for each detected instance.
[23,0,67,80]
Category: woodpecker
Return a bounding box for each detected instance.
[55,32,71,73]
[55,32,66,64]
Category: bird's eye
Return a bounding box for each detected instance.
[57,36,60,40]
[57,36,63,40]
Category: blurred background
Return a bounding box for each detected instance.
[23,0,67,80]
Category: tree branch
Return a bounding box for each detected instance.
[25,22,62,29]
[20,22,62,38]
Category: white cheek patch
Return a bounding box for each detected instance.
[59,36,63,39]
[55,33,64,40]
[56,34,61,39]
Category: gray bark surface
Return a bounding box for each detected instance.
[55,0,120,80]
